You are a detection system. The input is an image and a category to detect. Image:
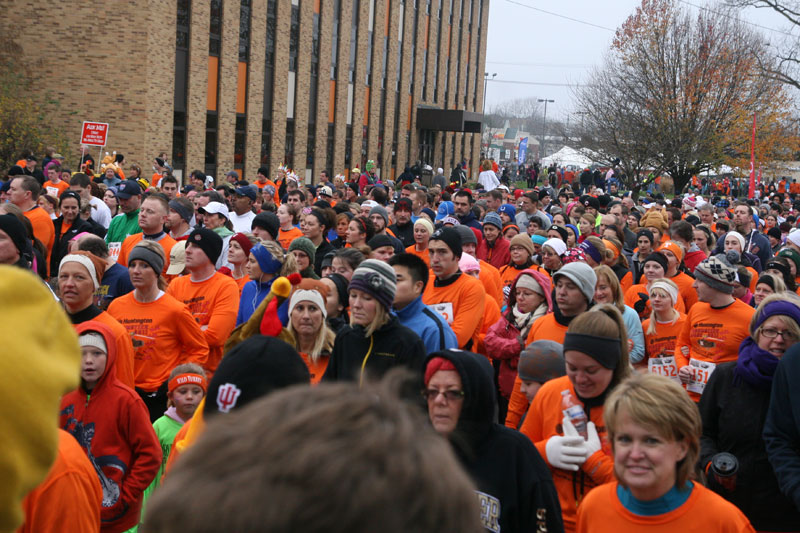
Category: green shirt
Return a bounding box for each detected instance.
[105,210,141,261]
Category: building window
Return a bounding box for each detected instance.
[285,119,295,168]
[262,0,277,165]
[173,0,190,177]
[235,115,246,173]
[331,0,340,79]
[239,0,251,62]
[261,119,271,165]
[289,4,300,72]
[325,123,335,171]
[209,0,222,56]
[348,0,360,83]
[205,112,218,176]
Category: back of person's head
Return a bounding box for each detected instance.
[68,172,91,188]
[604,373,700,488]
[76,235,109,259]
[670,220,694,243]
[145,374,483,533]
[388,252,429,289]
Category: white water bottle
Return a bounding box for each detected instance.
[561,390,588,439]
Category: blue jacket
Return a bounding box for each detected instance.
[236,278,289,327]
[394,296,458,354]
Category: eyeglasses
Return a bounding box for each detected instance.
[761,328,798,341]
[421,389,465,402]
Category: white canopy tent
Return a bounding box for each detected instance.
[540,146,596,169]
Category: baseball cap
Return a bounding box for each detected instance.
[234,186,257,201]
[166,241,187,275]
[116,180,143,199]
[198,201,230,220]
[318,185,333,197]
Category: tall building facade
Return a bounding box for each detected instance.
[11,0,489,184]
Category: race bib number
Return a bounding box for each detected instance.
[687,358,716,394]
[431,302,454,325]
[648,356,680,383]
[46,186,59,198]
[108,242,122,263]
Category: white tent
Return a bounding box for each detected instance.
[540,146,595,169]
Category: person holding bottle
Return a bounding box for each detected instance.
[520,304,631,532]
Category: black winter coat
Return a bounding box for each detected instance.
[50,216,97,275]
[699,361,800,531]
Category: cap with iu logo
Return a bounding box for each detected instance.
[216,383,242,413]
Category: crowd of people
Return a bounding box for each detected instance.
[4,150,800,532]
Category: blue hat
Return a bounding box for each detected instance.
[250,244,283,275]
[483,212,503,230]
[235,185,257,201]
[498,203,516,219]
[116,180,143,199]
[435,201,455,221]
[421,207,436,221]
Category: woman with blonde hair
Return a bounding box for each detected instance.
[753,272,785,308]
[520,304,631,532]
[579,235,613,268]
[639,278,687,375]
[593,265,645,365]
[576,373,753,531]
[108,240,209,420]
[288,280,336,384]
[323,259,426,385]
[237,240,298,325]
[578,212,598,243]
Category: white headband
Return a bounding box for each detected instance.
[59,254,99,290]
[649,280,679,305]
[289,289,327,319]
[414,218,434,235]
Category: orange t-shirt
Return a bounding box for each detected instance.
[422,272,485,348]
[576,481,755,533]
[234,275,249,293]
[24,206,55,273]
[277,226,303,251]
[108,292,210,391]
[640,313,688,369]
[670,271,698,310]
[167,272,239,374]
[624,282,685,321]
[90,311,136,389]
[478,260,504,307]
[675,299,755,401]
[42,180,70,199]
[117,233,177,276]
[505,314,569,429]
[472,293,501,356]
[17,429,102,533]
[300,352,330,385]
[59,222,72,240]
[520,375,615,532]
[405,243,429,265]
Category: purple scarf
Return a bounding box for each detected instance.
[733,337,779,390]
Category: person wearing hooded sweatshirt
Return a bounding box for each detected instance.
[476,211,511,269]
[389,253,458,354]
[485,269,553,418]
[60,321,161,533]
[505,263,597,430]
[423,350,564,533]
[323,259,426,384]
[520,305,631,533]
[237,242,290,325]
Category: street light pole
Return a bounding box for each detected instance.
[537,99,554,160]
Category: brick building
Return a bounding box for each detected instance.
[11,0,489,184]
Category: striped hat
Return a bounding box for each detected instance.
[349,259,397,310]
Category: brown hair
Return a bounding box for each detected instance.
[166,363,206,407]
[593,265,624,312]
[604,373,700,488]
[144,374,483,533]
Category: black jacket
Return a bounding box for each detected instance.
[389,221,414,248]
[699,361,800,531]
[50,216,95,275]
[426,349,564,533]
[313,239,334,276]
[322,315,425,383]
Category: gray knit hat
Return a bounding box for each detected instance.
[483,212,503,230]
[349,259,397,310]
[453,224,478,245]
[369,205,389,226]
[518,340,565,383]
[553,262,597,303]
[694,252,737,295]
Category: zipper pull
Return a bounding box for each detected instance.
[85,393,91,408]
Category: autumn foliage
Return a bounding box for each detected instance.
[576,0,799,192]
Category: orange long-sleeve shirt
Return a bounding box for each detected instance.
[405,244,430,265]
[472,292,501,356]
[24,206,55,275]
[423,272,485,348]
[675,299,754,401]
[505,314,569,429]
[91,311,136,390]
[478,260,504,307]
[277,227,303,250]
[167,272,239,374]
[576,481,754,533]
[641,314,688,364]
[117,233,177,276]
[520,375,615,533]
[670,271,698,310]
[108,292,209,391]
[17,430,102,533]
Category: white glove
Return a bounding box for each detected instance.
[545,417,588,471]
[585,422,601,458]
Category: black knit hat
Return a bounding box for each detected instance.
[205,336,309,416]
[187,228,223,266]
[430,227,463,258]
[643,252,668,273]
[251,212,280,240]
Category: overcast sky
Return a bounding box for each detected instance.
[484,0,798,121]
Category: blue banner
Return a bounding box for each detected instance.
[518,137,528,164]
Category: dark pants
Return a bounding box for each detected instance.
[137,381,169,423]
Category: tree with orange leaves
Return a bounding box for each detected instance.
[575,0,795,193]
